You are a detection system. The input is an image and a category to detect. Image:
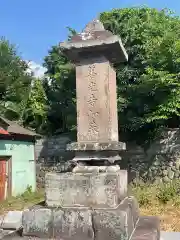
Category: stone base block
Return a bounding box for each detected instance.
[22,208,52,238]
[45,170,127,208]
[21,196,143,240]
[131,216,160,240]
[22,207,93,240]
[53,208,93,240]
[93,196,139,240]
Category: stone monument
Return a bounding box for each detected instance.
[14,19,160,240]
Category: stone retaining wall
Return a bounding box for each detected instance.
[36,128,180,186]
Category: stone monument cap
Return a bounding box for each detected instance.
[60,19,128,63]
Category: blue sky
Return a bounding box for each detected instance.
[0,0,179,66]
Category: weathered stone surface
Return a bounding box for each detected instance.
[45,171,127,208]
[76,56,119,143]
[73,165,100,173]
[0,215,4,227]
[60,19,128,64]
[53,208,93,240]
[22,208,52,238]
[0,229,19,240]
[71,150,122,164]
[72,165,120,173]
[163,176,170,182]
[162,170,168,176]
[67,142,126,151]
[131,216,160,240]
[128,196,139,226]
[92,197,139,240]
[1,211,22,230]
[168,169,174,179]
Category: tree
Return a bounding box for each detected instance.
[43,33,76,135]
[100,7,180,144]
[23,78,48,134]
[0,38,32,122]
[44,7,180,143]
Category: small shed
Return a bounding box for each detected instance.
[0,116,40,200]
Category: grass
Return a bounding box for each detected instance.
[131,180,180,231]
[0,186,44,215]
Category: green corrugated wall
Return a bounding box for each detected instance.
[0,140,36,196]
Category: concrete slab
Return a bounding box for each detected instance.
[1,211,22,230]
[160,231,180,240]
[0,229,17,239]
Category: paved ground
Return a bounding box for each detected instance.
[1,230,180,239]
[161,231,180,240]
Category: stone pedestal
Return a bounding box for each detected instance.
[21,195,160,240]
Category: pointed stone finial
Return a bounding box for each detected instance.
[83,19,105,33]
[70,19,112,42]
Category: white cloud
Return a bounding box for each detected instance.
[26,61,46,78]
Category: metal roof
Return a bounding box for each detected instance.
[0,116,40,137]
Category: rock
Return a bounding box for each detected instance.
[153,155,162,166]
[175,162,180,170]
[163,176,170,183]
[168,161,174,167]
[171,166,176,172]
[174,172,180,178]
[168,170,174,179]
[153,169,157,176]
[154,178,162,184]
[151,166,157,171]
[161,166,166,170]
[1,211,23,230]
[147,172,153,179]
[162,170,168,176]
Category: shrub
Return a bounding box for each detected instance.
[156,182,179,204]
[131,182,153,206]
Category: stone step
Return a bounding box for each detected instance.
[131,216,160,240]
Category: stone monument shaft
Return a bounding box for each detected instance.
[76,56,118,143]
